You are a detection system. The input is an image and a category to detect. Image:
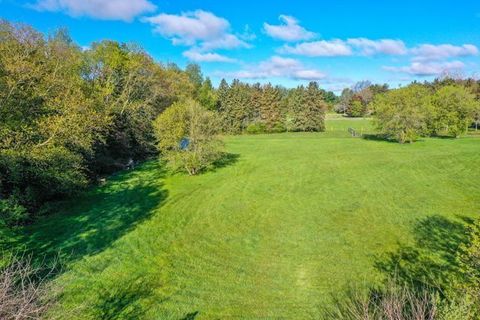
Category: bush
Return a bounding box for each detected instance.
[454,219,480,318]
[0,198,27,227]
[321,280,438,320]
[269,122,287,133]
[153,99,223,175]
[246,122,266,134]
[0,255,60,320]
[0,147,87,218]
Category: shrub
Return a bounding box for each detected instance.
[269,122,287,133]
[246,122,266,134]
[153,99,223,175]
[0,198,27,227]
[455,219,480,318]
[0,147,87,217]
[0,255,60,320]
[321,280,438,320]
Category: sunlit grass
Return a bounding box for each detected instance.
[2,119,480,319]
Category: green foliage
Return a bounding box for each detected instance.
[217,79,253,133]
[245,122,266,134]
[198,77,217,110]
[0,147,87,210]
[0,20,198,223]
[0,197,27,227]
[153,100,223,175]
[289,82,327,131]
[259,84,284,132]
[431,85,476,137]
[456,219,480,317]
[371,83,478,143]
[335,83,388,117]
[216,79,327,133]
[185,63,203,94]
[348,98,366,117]
[372,85,433,143]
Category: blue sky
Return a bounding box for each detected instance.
[2,0,480,92]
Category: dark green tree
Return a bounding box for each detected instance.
[259,84,285,132]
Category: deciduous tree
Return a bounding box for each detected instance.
[153,100,223,175]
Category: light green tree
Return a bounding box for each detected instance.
[153,100,223,175]
[198,77,217,111]
[371,85,433,143]
[431,85,476,137]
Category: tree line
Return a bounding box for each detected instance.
[371,80,480,143]
[0,21,335,224]
[2,20,480,225]
[216,79,335,134]
[0,20,197,225]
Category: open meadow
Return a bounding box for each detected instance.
[2,119,479,319]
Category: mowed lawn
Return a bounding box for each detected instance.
[3,119,480,319]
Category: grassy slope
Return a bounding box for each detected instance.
[2,119,480,319]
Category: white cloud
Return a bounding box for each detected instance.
[411,44,478,61]
[183,50,237,63]
[279,40,352,57]
[263,15,316,41]
[143,10,249,51]
[224,56,326,80]
[383,60,465,76]
[144,10,228,45]
[198,34,250,51]
[347,38,407,55]
[32,0,156,21]
[281,38,407,57]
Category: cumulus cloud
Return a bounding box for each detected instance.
[183,50,237,63]
[143,10,249,51]
[280,38,408,57]
[31,0,156,21]
[224,56,326,80]
[279,40,352,57]
[263,15,316,41]
[347,38,407,55]
[411,44,478,61]
[383,60,465,76]
[198,34,250,51]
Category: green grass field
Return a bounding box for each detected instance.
[2,119,480,319]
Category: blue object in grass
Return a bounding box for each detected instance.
[180,138,190,150]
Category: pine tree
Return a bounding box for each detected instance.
[301,82,327,131]
[287,86,307,131]
[259,83,285,132]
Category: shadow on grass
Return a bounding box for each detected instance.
[211,152,240,171]
[362,133,391,142]
[91,275,162,320]
[319,215,475,319]
[181,311,200,320]
[4,161,167,266]
[374,215,474,293]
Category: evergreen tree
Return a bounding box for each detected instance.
[286,86,306,131]
[301,82,327,131]
[259,84,284,132]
